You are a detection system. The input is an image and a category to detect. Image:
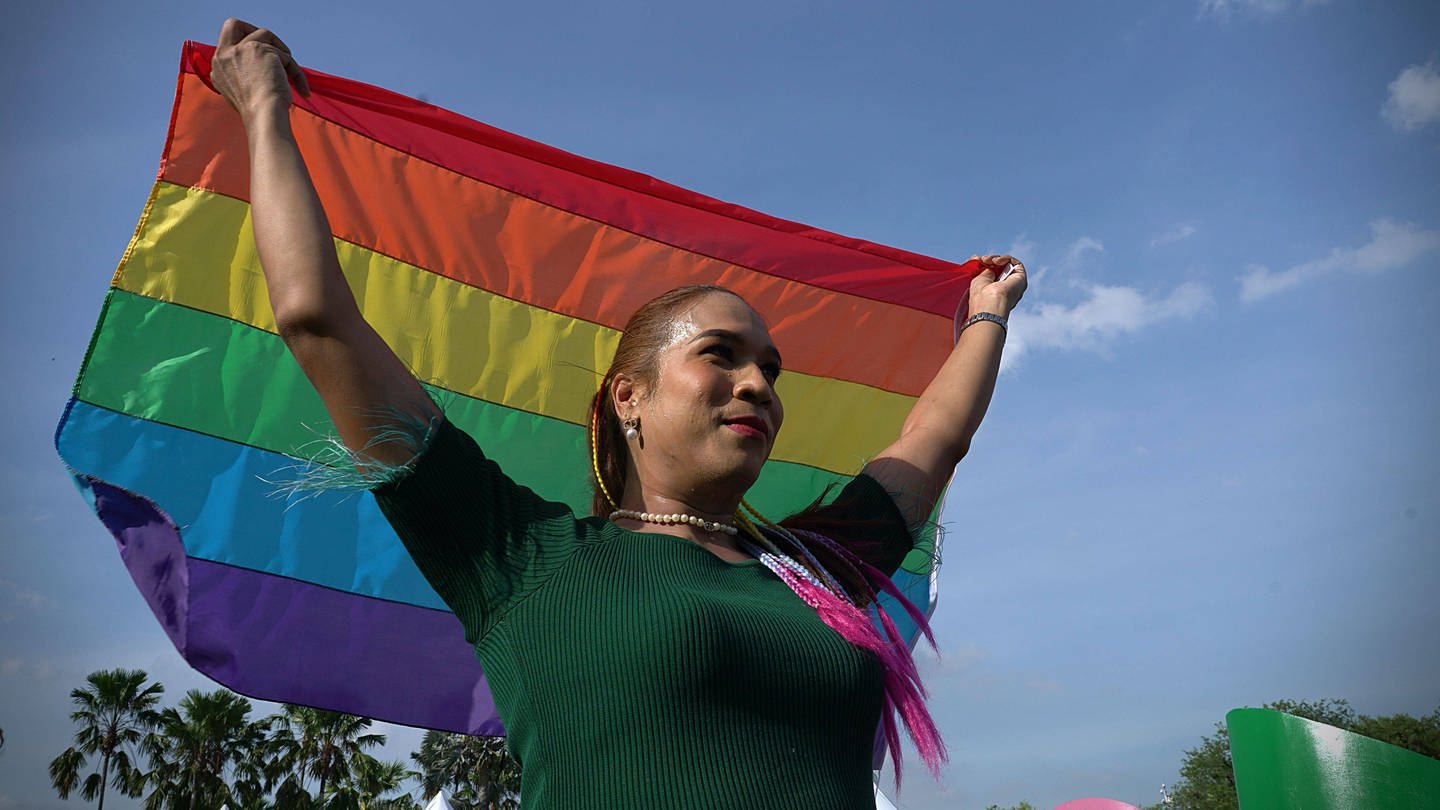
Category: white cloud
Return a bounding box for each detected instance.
[1199,0,1327,20]
[1239,220,1440,302]
[1062,236,1104,267]
[1024,676,1063,694]
[915,642,987,677]
[1021,235,1103,287]
[1006,235,1037,266]
[0,579,53,623]
[1005,282,1212,367]
[1149,222,1198,247]
[1382,61,1440,132]
[996,234,1209,368]
[0,657,56,680]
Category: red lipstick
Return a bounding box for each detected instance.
[722,416,769,440]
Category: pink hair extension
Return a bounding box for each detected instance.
[795,529,938,650]
[742,501,848,597]
[745,530,948,787]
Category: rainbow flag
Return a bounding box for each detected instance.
[56,42,980,735]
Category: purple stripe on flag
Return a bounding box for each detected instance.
[85,476,504,735]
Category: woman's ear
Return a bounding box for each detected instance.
[611,374,645,415]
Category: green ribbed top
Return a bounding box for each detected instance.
[374,420,912,809]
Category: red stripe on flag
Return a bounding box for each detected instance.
[180,41,979,320]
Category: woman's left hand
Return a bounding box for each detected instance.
[211,19,310,122]
[968,254,1027,318]
[862,252,1028,525]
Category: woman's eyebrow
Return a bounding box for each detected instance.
[691,328,782,365]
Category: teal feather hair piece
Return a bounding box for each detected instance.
[264,406,442,503]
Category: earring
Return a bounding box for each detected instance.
[622,417,640,441]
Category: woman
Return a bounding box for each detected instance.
[211,18,1025,809]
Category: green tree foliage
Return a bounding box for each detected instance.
[48,668,164,809]
[1351,708,1440,758]
[325,757,420,810]
[985,803,1037,810]
[1155,699,1440,810]
[266,704,390,807]
[139,688,265,810]
[413,730,521,810]
[1166,724,1237,810]
[1264,698,1357,730]
[50,672,424,809]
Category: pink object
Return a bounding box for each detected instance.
[1054,799,1141,810]
[749,527,946,789]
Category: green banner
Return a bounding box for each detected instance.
[1229,708,1440,809]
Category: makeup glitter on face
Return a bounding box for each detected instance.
[661,311,699,351]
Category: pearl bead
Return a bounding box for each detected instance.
[607,509,738,536]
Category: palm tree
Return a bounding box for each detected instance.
[325,756,419,810]
[48,668,164,808]
[412,731,520,810]
[138,688,262,810]
[267,705,388,805]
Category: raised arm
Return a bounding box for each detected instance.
[211,20,438,465]
[861,255,1027,527]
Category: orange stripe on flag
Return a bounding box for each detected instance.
[162,74,956,396]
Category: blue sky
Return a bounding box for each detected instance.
[3,1,1438,808]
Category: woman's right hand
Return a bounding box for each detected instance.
[211,18,310,121]
[215,18,436,465]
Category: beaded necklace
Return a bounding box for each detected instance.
[607,509,738,535]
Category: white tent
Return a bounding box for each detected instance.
[875,784,899,810]
[424,791,455,810]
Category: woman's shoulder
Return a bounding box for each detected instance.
[778,472,917,575]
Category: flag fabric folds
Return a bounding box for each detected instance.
[56,41,979,736]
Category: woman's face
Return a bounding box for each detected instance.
[624,293,784,507]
